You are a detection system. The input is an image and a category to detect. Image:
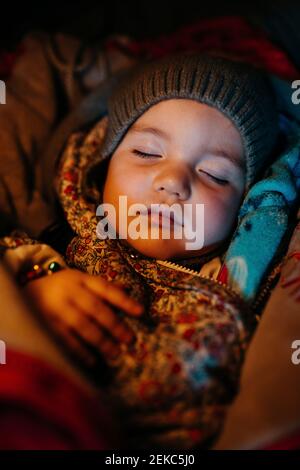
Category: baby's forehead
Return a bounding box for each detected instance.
[123,100,245,169]
[128,99,241,136]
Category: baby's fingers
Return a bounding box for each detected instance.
[67,300,121,359]
[83,275,144,316]
[56,324,98,368]
[73,289,135,345]
[74,324,120,361]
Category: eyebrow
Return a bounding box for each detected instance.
[129,124,245,171]
[129,124,171,141]
[205,148,245,172]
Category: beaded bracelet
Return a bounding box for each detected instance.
[18,261,64,287]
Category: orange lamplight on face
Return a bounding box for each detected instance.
[101,99,245,260]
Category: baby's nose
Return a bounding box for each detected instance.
[153,169,191,201]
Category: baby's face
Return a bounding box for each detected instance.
[103,99,245,260]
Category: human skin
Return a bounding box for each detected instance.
[22,269,144,363]
[21,100,247,365]
[103,99,246,260]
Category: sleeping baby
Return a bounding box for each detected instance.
[10,53,280,449]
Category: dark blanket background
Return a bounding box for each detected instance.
[1,0,300,70]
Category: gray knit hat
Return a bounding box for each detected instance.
[100,53,279,189]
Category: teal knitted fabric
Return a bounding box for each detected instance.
[221,113,300,302]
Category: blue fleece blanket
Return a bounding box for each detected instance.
[223,113,300,302]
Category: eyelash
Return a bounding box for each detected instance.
[133,150,161,159]
[199,170,229,186]
[133,150,229,186]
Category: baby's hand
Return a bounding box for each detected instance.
[22,268,144,367]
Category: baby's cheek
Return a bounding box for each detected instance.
[203,194,238,244]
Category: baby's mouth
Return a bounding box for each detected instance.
[144,206,184,227]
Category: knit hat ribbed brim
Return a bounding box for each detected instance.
[101,53,279,188]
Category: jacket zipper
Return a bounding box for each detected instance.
[156,259,244,301]
[157,259,261,328]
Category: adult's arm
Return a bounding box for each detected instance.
[214,208,300,449]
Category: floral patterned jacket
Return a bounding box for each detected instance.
[1,115,290,450]
[52,117,253,450]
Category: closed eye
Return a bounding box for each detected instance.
[199,169,229,186]
[133,150,162,159]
